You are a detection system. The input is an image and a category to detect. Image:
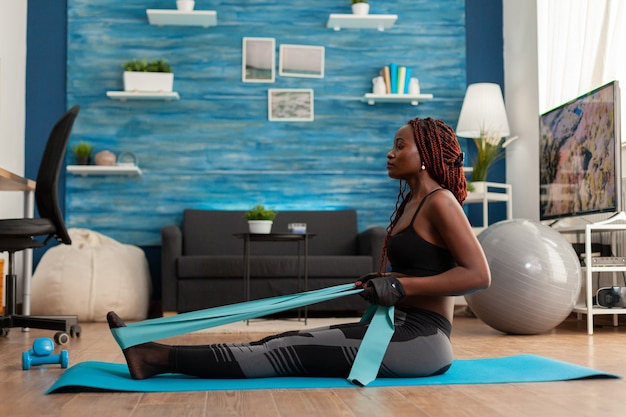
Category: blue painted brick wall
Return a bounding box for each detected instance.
[66,0,467,245]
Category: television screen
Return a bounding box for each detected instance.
[539,81,621,221]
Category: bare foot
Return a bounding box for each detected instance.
[106,311,171,380]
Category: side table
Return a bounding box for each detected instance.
[233,233,315,324]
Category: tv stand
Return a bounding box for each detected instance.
[554,211,626,334]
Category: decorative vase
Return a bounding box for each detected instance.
[248,220,273,234]
[409,78,420,95]
[372,76,386,94]
[94,150,116,166]
[176,0,195,11]
[352,3,370,15]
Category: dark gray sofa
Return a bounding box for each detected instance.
[161,209,386,315]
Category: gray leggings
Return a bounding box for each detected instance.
[170,307,453,379]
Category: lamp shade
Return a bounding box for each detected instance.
[456,83,510,138]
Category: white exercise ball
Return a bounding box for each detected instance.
[465,219,582,335]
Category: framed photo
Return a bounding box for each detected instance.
[268,89,314,122]
[242,37,275,83]
[279,44,325,78]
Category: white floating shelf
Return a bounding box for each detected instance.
[146,9,217,27]
[67,165,143,177]
[327,14,398,31]
[362,93,434,106]
[106,91,180,101]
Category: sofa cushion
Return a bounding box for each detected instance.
[177,255,373,279]
[182,209,360,257]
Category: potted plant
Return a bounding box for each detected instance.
[71,142,92,165]
[244,204,277,234]
[351,0,369,15]
[122,59,174,92]
[176,0,195,11]
[469,131,507,193]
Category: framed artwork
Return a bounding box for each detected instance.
[279,44,325,78]
[242,37,275,83]
[268,89,314,122]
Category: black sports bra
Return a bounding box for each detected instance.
[387,189,457,276]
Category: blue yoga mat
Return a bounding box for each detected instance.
[46,354,619,394]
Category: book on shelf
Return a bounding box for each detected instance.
[389,62,397,95]
[378,64,415,95]
[403,67,412,94]
[397,66,406,95]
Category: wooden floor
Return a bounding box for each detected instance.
[2,312,626,417]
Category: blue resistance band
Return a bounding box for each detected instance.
[110,283,395,386]
[347,302,395,386]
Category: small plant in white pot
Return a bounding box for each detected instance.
[122,59,174,92]
[176,0,195,11]
[351,0,369,15]
[244,204,277,234]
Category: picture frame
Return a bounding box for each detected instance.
[279,44,325,78]
[268,89,314,122]
[242,37,275,83]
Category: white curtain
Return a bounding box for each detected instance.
[538,0,626,124]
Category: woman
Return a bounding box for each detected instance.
[107,117,490,380]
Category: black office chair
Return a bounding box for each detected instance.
[0,105,81,344]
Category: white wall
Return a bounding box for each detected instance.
[0,1,27,217]
[503,0,540,221]
[0,1,28,289]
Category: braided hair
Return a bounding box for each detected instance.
[409,117,467,204]
[379,117,467,272]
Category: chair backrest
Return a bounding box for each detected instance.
[35,105,80,245]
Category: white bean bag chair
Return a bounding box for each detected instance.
[31,228,152,322]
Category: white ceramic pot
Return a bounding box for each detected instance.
[470,181,486,194]
[409,78,420,95]
[176,0,195,11]
[352,3,370,15]
[123,71,174,92]
[94,150,116,166]
[248,220,273,234]
[372,76,386,94]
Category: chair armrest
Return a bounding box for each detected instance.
[357,226,387,270]
[161,224,182,313]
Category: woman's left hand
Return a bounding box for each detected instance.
[359,276,405,306]
[355,272,385,288]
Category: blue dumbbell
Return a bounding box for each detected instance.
[22,337,69,370]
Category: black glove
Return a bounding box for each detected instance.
[359,276,405,306]
[355,272,384,286]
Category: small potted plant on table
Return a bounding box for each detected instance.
[468,132,507,194]
[244,204,277,234]
[122,59,174,92]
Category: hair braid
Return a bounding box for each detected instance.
[409,117,467,205]
[378,118,467,272]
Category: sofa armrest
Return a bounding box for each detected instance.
[161,224,182,313]
[357,226,387,270]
